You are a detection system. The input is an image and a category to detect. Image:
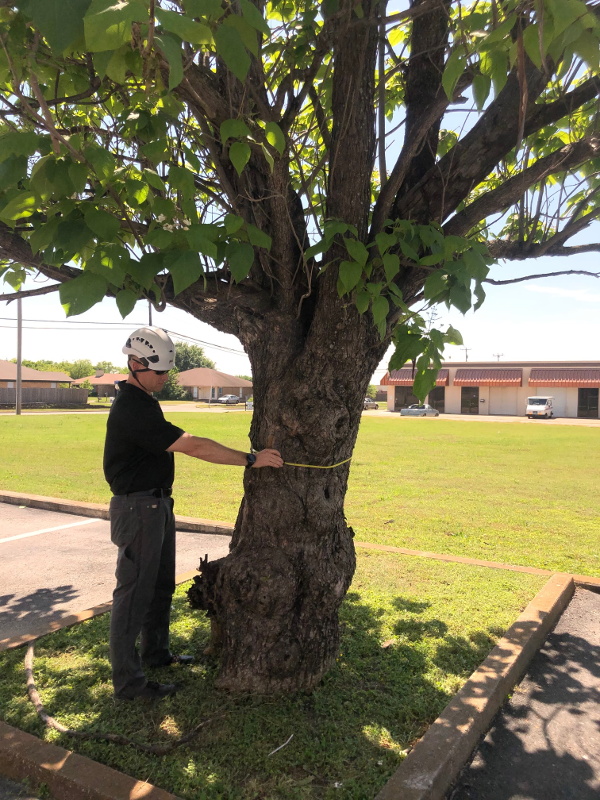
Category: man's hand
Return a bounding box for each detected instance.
[253,448,284,468]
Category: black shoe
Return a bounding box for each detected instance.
[160,654,195,666]
[116,680,178,701]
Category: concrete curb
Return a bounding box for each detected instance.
[374,573,575,800]
[0,490,233,537]
[0,722,181,800]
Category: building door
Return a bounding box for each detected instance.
[461,387,479,414]
[428,386,445,413]
[577,388,599,418]
[394,386,418,411]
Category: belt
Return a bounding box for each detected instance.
[124,488,172,498]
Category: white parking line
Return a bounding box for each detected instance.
[0,516,102,545]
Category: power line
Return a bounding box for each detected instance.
[0,317,247,356]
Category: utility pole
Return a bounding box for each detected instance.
[493,353,504,362]
[461,347,471,362]
[16,297,22,415]
[148,300,152,326]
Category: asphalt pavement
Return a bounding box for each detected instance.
[0,503,231,645]
[448,586,600,800]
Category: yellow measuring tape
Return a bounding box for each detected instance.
[283,457,352,469]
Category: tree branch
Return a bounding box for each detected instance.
[485,267,600,285]
[0,283,61,302]
[444,137,600,237]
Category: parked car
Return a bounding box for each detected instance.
[217,394,240,404]
[400,403,439,417]
[363,397,379,410]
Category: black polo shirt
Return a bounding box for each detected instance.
[103,381,184,495]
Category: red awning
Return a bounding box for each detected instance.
[454,369,522,386]
[381,368,449,386]
[529,368,600,387]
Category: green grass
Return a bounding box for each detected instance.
[1,413,599,575]
[0,553,545,800]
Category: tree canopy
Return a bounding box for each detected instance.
[174,340,215,370]
[0,0,598,395]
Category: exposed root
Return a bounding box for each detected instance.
[25,642,224,755]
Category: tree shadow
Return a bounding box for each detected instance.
[0,585,522,799]
[448,615,600,799]
[0,585,81,642]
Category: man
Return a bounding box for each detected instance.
[103,326,283,701]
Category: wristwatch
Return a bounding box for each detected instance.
[245,452,257,468]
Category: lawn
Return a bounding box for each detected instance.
[0,552,545,800]
[1,411,594,797]
[0,412,599,575]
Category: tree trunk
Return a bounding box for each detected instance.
[189,300,386,692]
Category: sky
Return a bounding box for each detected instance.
[1,244,599,382]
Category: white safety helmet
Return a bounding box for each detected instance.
[122,327,175,371]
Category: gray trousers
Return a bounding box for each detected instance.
[109,493,176,697]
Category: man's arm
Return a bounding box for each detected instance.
[167,432,283,468]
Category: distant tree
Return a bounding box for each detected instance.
[15,358,56,371]
[366,385,377,399]
[58,359,95,379]
[156,367,188,401]
[174,342,215,372]
[94,360,125,374]
[236,375,252,382]
[78,378,94,395]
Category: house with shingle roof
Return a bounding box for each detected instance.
[0,359,72,388]
[71,372,129,397]
[381,361,600,419]
[176,368,252,401]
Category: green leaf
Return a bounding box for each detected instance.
[546,0,590,38]
[382,253,400,282]
[167,165,196,200]
[472,73,491,110]
[445,325,463,346]
[220,118,251,143]
[343,237,369,266]
[59,271,108,316]
[375,232,397,253]
[224,214,245,234]
[0,191,38,223]
[398,239,420,262]
[371,295,389,327]
[413,368,439,402]
[183,0,224,20]
[449,282,472,314]
[84,207,121,240]
[83,0,148,52]
[0,131,40,161]
[338,260,363,293]
[226,241,254,281]
[442,49,465,100]
[155,34,184,89]
[24,0,91,53]
[168,251,204,294]
[214,24,251,82]
[264,122,285,155]
[355,289,370,314]
[83,144,116,181]
[185,225,218,259]
[229,141,252,175]
[0,154,28,187]
[28,217,60,255]
[56,219,94,256]
[239,0,270,35]
[116,288,139,317]
[129,251,165,289]
[246,224,272,250]
[155,8,213,45]
[223,14,259,57]
[424,270,448,301]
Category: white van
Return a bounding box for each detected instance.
[526,396,554,419]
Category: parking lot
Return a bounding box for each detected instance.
[0,503,231,646]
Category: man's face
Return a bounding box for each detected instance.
[130,359,170,394]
